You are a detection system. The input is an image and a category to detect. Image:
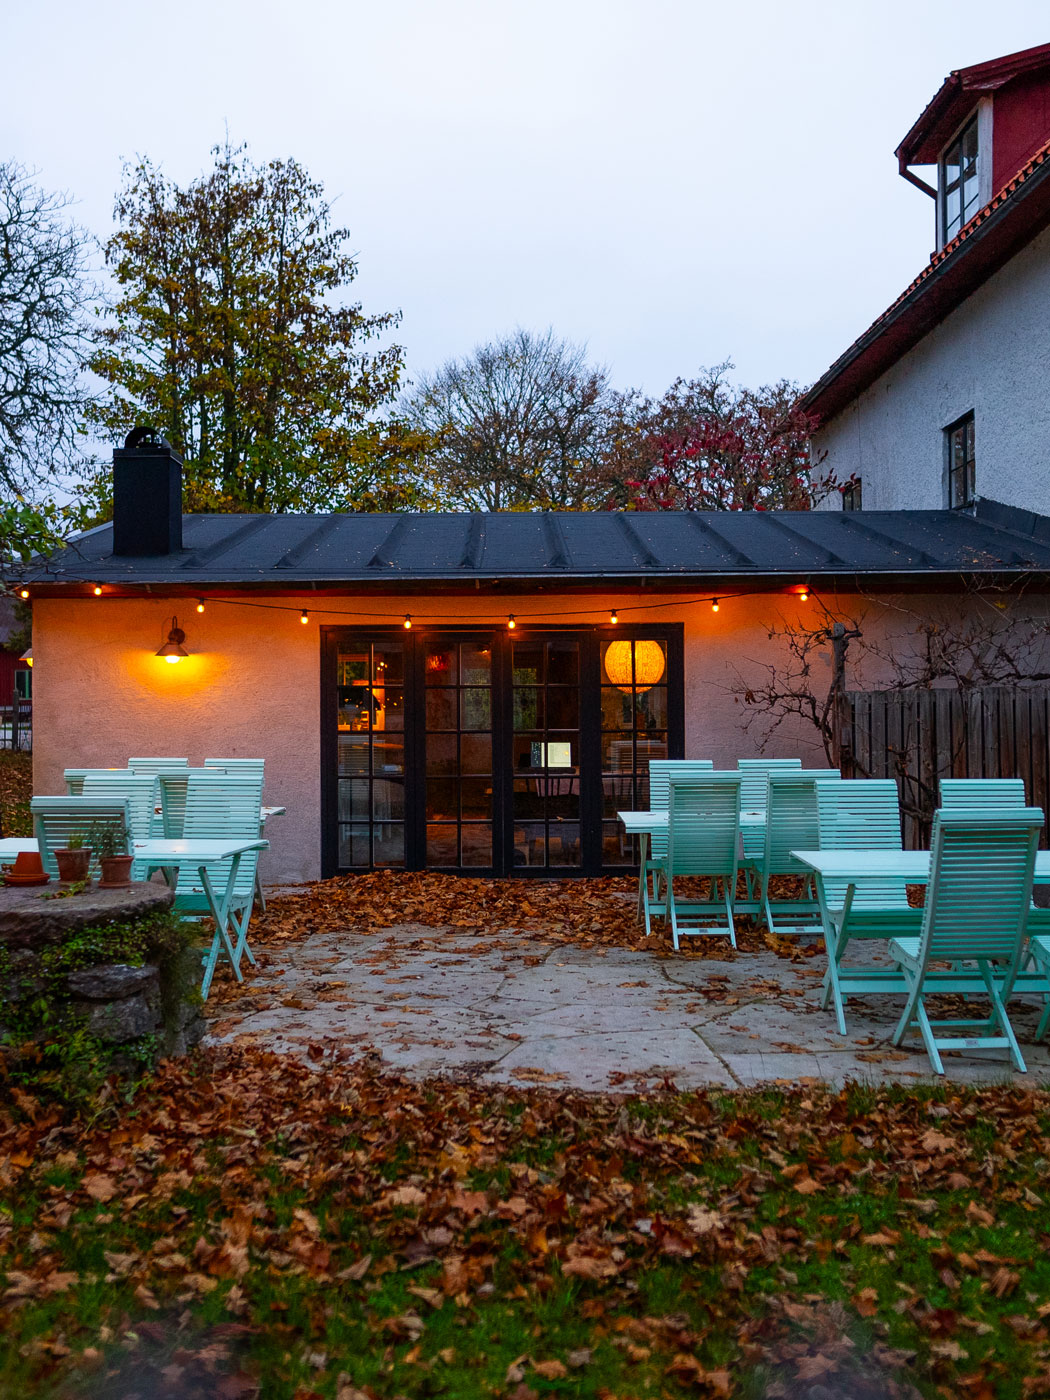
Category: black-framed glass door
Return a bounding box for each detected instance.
[321,624,683,876]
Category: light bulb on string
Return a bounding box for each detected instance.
[403,615,412,630]
[300,609,309,625]
[18,589,29,600]
[93,584,103,596]
[507,615,516,630]
[196,599,205,614]
[711,598,720,613]
[799,586,810,602]
[610,609,618,624]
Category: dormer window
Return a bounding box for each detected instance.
[941,116,980,243]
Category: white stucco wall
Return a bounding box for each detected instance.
[813,220,1050,513]
[30,587,1006,884]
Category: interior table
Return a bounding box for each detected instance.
[132,836,269,998]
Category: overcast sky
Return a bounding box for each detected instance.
[5,1,1049,399]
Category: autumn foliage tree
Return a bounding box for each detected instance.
[605,362,834,511]
[89,144,424,513]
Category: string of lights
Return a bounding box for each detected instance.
[15,581,813,628]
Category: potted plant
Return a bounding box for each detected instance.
[87,819,134,888]
[55,830,92,884]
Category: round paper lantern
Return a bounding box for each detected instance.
[603,639,666,693]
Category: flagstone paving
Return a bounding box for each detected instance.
[205,922,1050,1090]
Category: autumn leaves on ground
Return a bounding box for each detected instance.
[3,1047,1050,1400]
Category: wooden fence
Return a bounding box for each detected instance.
[0,695,32,752]
[840,686,1050,848]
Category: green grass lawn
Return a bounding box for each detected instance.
[2,1048,1050,1399]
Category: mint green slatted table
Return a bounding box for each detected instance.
[792,848,1050,1035]
[132,836,269,998]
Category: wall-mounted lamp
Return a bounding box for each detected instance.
[19,647,32,668]
[156,616,188,664]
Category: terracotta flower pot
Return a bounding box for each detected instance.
[99,854,135,888]
[55,848,92,883]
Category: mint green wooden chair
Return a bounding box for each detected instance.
[172,772,265,992]
[1028,934,1050,1041]
[661,773,742,949]
[31,797,131,878]
[939,778,1027,809]
[814,779,923,1033]
[736,759,803,906]
[888,808,1043,1074]
[81,773,161,880]
[759,769,841,936]
[204,759,268,909]
[63,768,125,795]
[640,759,714,935]
[204,758,265,777]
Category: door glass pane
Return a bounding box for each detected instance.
[425,688,458,730]
[511,638,581,872]
[600,638,670,842]
[423,637,495,870]
[336,641,406,868]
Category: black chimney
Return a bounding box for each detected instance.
[112,427,184,557]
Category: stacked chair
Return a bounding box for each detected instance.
[663,772,742,950]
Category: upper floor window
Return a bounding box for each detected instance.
[946,413,976,508]
[841,477,862,511]
[941,117,980,243]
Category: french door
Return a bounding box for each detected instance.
[321,624,683,876]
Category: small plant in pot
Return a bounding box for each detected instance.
[87,819,134,888]
[55,829,92,884]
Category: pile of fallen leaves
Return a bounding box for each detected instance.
[3,1047,1050,1398]
[251,870,806,961]
[0,750,31,837]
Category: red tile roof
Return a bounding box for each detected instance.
[802,136,1050,424]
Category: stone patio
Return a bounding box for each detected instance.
[206,921,1050,1090]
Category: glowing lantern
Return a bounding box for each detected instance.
[603,639,666,693]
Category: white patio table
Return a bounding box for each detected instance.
[791,848,1050,1031]
[618,809,765,924]
[132,836,269,998]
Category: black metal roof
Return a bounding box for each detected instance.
[24,500,1050,591]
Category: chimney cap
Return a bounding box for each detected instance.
[123,425,173,452]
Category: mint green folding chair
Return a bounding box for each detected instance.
[641,759,713,936]
[736,759,803,907]
[205,759,268,909]
[815,779,923,1034]
[1028,934,1050,1041]
[888,808,1043,1074]
[81,773,161,880]
[661,773,742,950]
[171,772,265,995]
[31,797,131,878]
[939,778,1026,809]
[64,768,125,796]
[759,769,841,936]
